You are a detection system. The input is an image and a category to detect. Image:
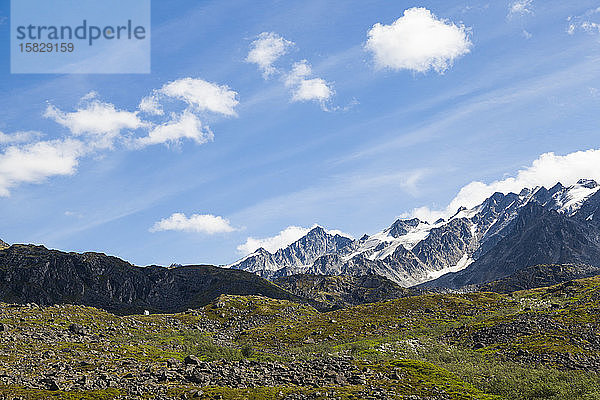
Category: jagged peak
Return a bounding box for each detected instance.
[388,218,423,230]
[254,247,271,255]
[385,217,425,239]
[576,179,598,189]
[549,182,565,192]
[308,225,327,233]
[450,206,468,219]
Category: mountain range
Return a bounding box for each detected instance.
[0,178,599,313]
[229,179,600,289]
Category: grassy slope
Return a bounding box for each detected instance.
[2,277,600,399]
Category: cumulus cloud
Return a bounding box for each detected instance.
[365,7,472,73]
[150,213,236,234]
[0,131,42,145]
[410,149,600,222]
[237,224,352,255]
[138,94,164,116]
[285,60,334,104]
[1,76,239,195]
[136,109,214,147]
[0,139,85,196]
[508,0,533,18]
[159,78,239,117]
[246,32,294,77]
[44,100,146,149]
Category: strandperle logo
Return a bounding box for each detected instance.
[11,0,151,74]
[15,20,147,46]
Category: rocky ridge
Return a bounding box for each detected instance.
[0,244,304,314]
[230,180,600,289]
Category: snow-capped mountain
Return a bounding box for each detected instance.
[229,226,353,278]
[229,179,600,287]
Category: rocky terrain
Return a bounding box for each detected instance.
[273,274,420,309]
[229,180,600,289]
[0,244,304,315]
[472,264,600,294]
[1,274,600,399]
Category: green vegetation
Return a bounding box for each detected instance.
[2,278,600,398]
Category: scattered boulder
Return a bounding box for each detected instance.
[68,323,86,335]
[184,355,201,366]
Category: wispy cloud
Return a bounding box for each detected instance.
[136,109,213,148]
[246,32,336,110]
[0,131,42,145]
[508,0,533,18]
[566,7,600,35]
[335,52,600,165]
[231,168,429,230]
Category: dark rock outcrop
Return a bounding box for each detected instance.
[473,264,600,293]
[273,274,420,309]
[0,244,301,314]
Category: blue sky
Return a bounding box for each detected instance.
[1,0,600,266]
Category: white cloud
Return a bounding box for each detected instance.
[246,32,294,78]
[64,210,83,218]
[150,213,236,234]
[0,131,41,145]
[159,78,239,116]
[1,76,239,195]
[136,109,214,147]
[508,0,533,18]
[410,148,600,222]
[138,94,164,116]
[44,100,146,149]
[285,60,334,104]
[581,21,600,34]
[365,7,472,73]
[566,7,600,35]
[237,224,352,255]
[0,139,85,196]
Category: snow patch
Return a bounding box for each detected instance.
[426,253,473,280]
[554,183,600,215]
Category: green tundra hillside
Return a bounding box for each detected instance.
[1,275,600,399]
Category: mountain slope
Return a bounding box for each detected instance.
[229,226,353,279]
[424,202,600,289]
[0,244,302,314]
[0,239,8,250]
[230,179,600,288]
[273,274,419,309]
[473,263,600,293]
